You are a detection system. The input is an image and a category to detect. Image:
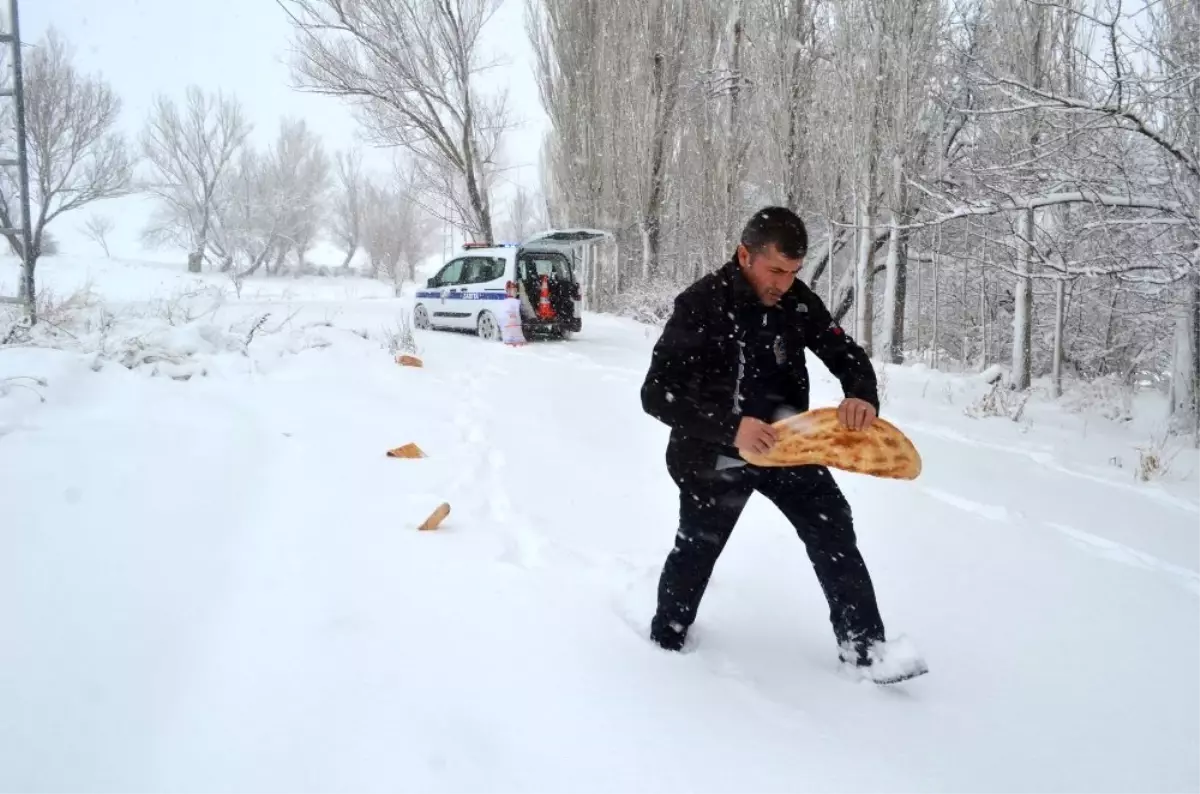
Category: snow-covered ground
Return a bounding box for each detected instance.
[2,255,1198,792]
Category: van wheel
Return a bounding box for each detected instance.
[477,311,501,341]
[414,305,431,329]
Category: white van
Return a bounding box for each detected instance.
[413,232,602,340]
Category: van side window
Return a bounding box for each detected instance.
[432,259,465,286]
[460,257,507,285]
[483,257,506,281]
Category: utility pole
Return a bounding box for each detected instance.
[1,0,35,323]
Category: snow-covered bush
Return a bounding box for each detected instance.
[153,285,228,326]
[609,278,685,326]
[103,320,247,380]
[0,375,48,402]
[0,282,378,383]
[1058,374,1135,423]
[875,362,891,406]
[378,310,419,357]
[2,286,100,347]
[964,380,1030,422]
[1132,430,1184,483]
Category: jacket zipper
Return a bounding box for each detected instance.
[733,330,746,416]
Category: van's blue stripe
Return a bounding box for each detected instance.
[421,293,506,300]
[416,289,508,300]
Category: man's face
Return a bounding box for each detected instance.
[737,242,802,306]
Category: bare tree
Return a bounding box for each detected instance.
[394,163,439,285]
[983,0,1078,390]
[527,0,614,290]
[1153,0,1198,437]
[207,147,279,277]
[640,0,691,280]
[358,180,387,281]
[774,0,819,213]
[82,213,114,257]
[269,117,331,275]
[832,0,887,355]
[530,0,696,293]
[331,146,365,269]
[0,28,133,299]
[279,0,508,243]
[140,86,251,273]
[207,118,331,279]
[360,163,436,293]
[499,185,543,242]
[920,0,1200,421]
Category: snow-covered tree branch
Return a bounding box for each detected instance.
[278,0,507,243]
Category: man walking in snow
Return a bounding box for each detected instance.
[640,206,924,683]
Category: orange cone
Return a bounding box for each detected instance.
[537,275,556,320]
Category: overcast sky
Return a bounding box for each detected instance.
[15,0,548,263]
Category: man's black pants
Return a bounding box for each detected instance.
[651,457,886,651]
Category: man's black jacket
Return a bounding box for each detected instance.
[640,256,879,474]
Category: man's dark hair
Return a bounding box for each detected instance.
[740,206,808,260]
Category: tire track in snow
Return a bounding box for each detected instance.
[1045,522,1200,596]
[900,417,1198,515]
[920,486,1200,595]
[919,487,1013,522]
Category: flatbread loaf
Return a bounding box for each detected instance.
[739,407,922,480]
[386,442,426,458]
[418,502,451,531]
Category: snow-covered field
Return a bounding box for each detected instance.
[2,255,1198,792]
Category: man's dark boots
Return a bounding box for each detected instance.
[650,615,687,651]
